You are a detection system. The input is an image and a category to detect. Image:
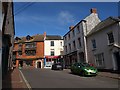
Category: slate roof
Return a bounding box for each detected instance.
[14,34,44,43]
[87,17,120,37]
[45,35,63,40]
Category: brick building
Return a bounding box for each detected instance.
[13,34,44,69]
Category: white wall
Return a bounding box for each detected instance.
[64,12,100,63]
[44,40,64,56]
[87,23,119,70]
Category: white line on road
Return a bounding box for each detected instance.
[19,69,32,90]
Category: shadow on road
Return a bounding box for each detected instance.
[2,69,13,89]
[68,72,97,77]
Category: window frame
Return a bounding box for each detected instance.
[50,51,54,56]
[91,39,97,49]
[95,53,105,68]
[50,41,54,46]
[107,32,114,45]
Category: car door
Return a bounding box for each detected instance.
[76,63,82,74]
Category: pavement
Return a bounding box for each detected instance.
[2,68,120,89]
[2,68,28,90]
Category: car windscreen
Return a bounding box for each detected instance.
[81,63,90,67]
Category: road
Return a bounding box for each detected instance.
[21,68,119,88]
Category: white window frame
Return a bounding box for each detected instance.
[95,53,105,68]
[107,32,114,45]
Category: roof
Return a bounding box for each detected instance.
[87,17,120,37]
[14,34,44,43]
[45,35,63,40]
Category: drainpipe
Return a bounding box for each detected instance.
[44,32,46,67]
[82,20,88,63]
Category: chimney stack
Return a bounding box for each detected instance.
[69,26,74,30]
[91,8,97,13]
[44,32,46,38]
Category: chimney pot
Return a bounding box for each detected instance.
[91,8,97,13]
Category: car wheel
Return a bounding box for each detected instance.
[71,69,74,73]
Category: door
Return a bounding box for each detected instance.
[37,62,41,68]
[114,52,120,72]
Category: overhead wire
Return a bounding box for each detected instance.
[7,2,35,20]
[14,2,35,16]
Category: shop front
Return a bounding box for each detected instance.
[44,56,61,68]
[16,58,44,69]
[64,51,77,69]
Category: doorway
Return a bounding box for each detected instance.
[37,62,41,68]
[114,52,120,72]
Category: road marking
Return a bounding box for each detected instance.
[19,70,32,90]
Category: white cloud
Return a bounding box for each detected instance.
[58,11,75,25]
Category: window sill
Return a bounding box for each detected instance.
[92,48,97,51]
[108,43,114,46]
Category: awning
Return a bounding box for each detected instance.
[45,56,60,59]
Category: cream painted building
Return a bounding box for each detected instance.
[63,8,100,68]
[44,33,64,68]
[87,17,120,71]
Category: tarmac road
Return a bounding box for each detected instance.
[21,68,119,88]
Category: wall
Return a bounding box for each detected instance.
[87,23,119,70]
[15,41,44,59]
[44,40,63,56]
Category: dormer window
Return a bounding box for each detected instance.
[26,35,31,40]
[15,37,21,42]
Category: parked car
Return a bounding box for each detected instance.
[44,65,52,69]
[51,63,63,70]
[71,62,98,76]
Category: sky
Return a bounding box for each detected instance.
[13,2,118,37]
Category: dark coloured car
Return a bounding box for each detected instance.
[51,63,63,70]
[71,62,98,76]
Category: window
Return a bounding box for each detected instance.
[25,50,36,56]
[26,35,31,40]
[68,33,70,39]
[18,51,22,56]
[60,42,62,46]
[60,51,63,55]
[69,43,71,52]
[51,51,54,56]
[77,25,80,34]
[18,43,22,47]
[73,41,76,50]
[65,36,67,41]
[18,43,22,50]
[25,42,36,48]
[107,32,114,44]
[65,46,67,53]
[78,38,81,48]
[91,39,96,49]
[72,30,75,37]
[95,53,104,68]
[51,41,54,46]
